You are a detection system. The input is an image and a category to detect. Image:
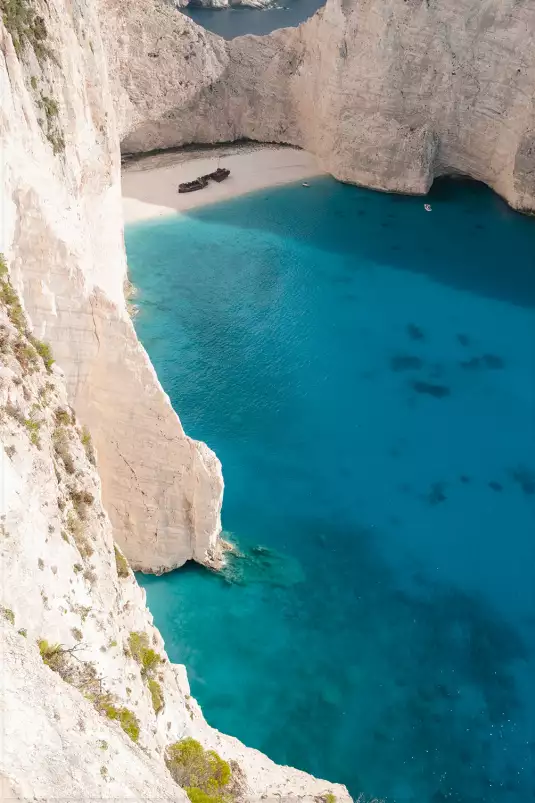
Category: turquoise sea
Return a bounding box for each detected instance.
[126,177,535,803]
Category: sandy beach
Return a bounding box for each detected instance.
[121,145,323,224]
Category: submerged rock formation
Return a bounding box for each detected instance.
[0,0,223,573]
[113,0,535,212]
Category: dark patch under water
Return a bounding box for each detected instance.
[127,177,535,803]
[411,380,451,398]
[390,354,423,372]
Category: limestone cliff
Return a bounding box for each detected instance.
[114,0,535,212]
[0,0,223,574]
[0,266,351,800]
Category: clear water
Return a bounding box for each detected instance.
[125,177,535,803]
[182,0,325,39]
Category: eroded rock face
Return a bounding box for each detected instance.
[112,0,535,211]
[0,1,223,573]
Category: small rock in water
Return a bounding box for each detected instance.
[481,353,504,369]
[251,545,271,555]
[390,354,423,372]
[427,482,447,505]
[412,380,451,398]
[406,323,425,341]
[459,475,471,484]
[460,353,504,370]
[510,465,535,495]
[457,333,471,347]
[488,481,503,492]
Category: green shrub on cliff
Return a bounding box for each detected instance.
[0,0,49,60]
[114,545,130,578]
[148,678,164,714]
[165,738,233,803]
[128,631,161,675]
[102,703,139,742]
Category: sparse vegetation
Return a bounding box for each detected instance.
[73,563,83,573]
[148,678,164,714]
[83,567,97,585]
[71,627,83,642]
[128,631,162,676]
[98,740,108,750]
[53,427,76,474]
[13,338,39,372]
[114,545,130,578]
[23,415,41,447]
[0,0,49,60]
[69,488,94,520]
[37,639,74,681]
[67,511,93,559]
[55,407,72,426]
[5,444,16,458]
[38,557,44,570]
[81,426,96,464]
[72,604,91,623]
[318,794,336,803]
[32,337,54,371]
[93,696,140,743]
[36,91,64,154]
[165,738,233,803]
[1,606,15,625]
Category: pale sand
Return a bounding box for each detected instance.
[121,145,323,224]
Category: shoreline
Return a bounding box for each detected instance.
[121,144,324,224]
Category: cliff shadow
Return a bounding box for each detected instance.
[181,176,535,308]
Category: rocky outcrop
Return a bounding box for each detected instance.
[0,271,351,800]
[0,0,223,572]
[113,0,535,212]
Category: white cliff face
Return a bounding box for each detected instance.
[0,275,351,801]
[0,1,223,573]
[113,0,535,212]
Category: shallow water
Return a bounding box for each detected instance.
[182,0,324,38]
[126,177,535,803]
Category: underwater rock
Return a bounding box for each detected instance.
[412,380,451,398]
[219,544,305,587]
[489,481,503,492]
[457,333,471,347]
[390,354,423,372]
[406,323,425,341]
[510,466,535,495]
[461,353,504,370]
[482,353,505,369]
[427,482,447,505]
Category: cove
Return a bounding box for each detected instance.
[182,0,325,39]
[125,177,535,803]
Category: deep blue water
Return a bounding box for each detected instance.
[126,177,535,803]
[182,0,324,38]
